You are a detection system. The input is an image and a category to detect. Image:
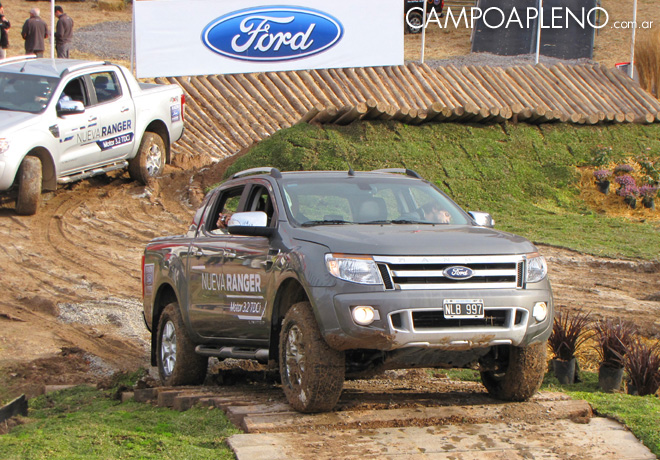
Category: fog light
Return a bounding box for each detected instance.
[352,306,377,326]
[533,302,548,322]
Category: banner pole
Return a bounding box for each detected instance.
[629,0,637,79]
[420,4,426,63]
[50,0,55,59]
[534,0,542,65]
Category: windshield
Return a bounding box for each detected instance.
[279,175,470,226]
[0,72,58,113]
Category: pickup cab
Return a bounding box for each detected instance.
[142,167,554,412]
[0,56,185,215]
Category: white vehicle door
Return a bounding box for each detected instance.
[88,70,137,163]
[55,75,105,174]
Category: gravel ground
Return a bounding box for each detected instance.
[421,52,596,68]
[73,21,132,60]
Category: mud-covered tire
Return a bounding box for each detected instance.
[279,301,345,413]
[156,302,207,386]
[480,342,547,401]
[15,156,42,216]
[128,132,165,185]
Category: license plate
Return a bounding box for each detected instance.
[443,299,485,319]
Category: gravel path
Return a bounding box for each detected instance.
[73,21,132,60]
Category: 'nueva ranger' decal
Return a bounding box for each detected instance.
[201,6,344,62]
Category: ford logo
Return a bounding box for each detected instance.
[201,6,344,62]
[443,266,474,280]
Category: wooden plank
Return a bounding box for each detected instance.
[0,395,28,423]
[362,67,400,107]
[374,66,412,109]
[233,73,289,128]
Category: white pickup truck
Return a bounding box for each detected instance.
[0,57,185,215]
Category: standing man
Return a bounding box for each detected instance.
[21,8,48,58]
[54,6,73,59]
[0,3,10,60]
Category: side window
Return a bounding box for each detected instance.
[246,185,275,226]
[91,71,121,105]
[208,186,245,234]
[60,77,88,107]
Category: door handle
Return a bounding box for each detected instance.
[193,248,204,258]
[120,107,130,113]
[88,116,97,123]
[224,251,236,259]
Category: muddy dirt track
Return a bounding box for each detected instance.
[0,156,658,399]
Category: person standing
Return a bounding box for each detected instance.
[21,8,48,58]
[0,3,10,60]
[54,6,73,59]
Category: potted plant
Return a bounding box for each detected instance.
[593,319,635,392]
[593,169,612,194]
[613,164,635,176]
[548,309,592,384]
[615,175,639,209]
[639,185,658,210]
[624,338,660,396]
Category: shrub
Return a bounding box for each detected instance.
[639,185,658,199]
[615,174,636,188]
[593,319,636,369]
[549,309,592,361]
[593,169,612,181]
[614,164,635,175]
[624,339,660,396]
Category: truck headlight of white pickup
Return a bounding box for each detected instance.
[525,253,548,283]
[0,138,9,155]
[325,254,383,285]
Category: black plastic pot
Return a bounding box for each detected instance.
[552,358,576,385]
[642,197,655,210]
[598,365,624,393]
[596,180,610,195]
[624,196,637,209]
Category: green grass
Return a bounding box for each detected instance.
[224,121,660,260]
[543,371,660,458]
[0,386,239,460]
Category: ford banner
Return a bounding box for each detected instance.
[134,0,402,78]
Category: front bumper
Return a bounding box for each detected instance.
[313,285,553,352]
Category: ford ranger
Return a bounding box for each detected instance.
[142,167,553,412]
[0,56,185,215]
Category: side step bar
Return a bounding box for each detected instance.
[195,346,270,364]
[57,160,128,184]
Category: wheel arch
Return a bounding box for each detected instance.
[269,277,310,361]
[142,120,171,164]
[25,147,56,191]
[150,282,179,366]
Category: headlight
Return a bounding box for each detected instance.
[526,253,547,283]
[325,254,382,285]
[0,138,9,154]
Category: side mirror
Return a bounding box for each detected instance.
[468,211,495,228]
[57,99,85,116]
[227,211,275,237]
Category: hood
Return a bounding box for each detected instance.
[0,111,39,134]
[289,224,536,256]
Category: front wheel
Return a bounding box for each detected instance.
[480,342,547,401]
[156,302,207,386]
[129,132,165,185]
[279,301,345,413]
[16,156,42,216]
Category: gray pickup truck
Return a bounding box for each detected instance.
[142,167,553,412]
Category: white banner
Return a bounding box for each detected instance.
[134,0,403,78]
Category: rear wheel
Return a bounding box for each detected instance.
[156,302,207,386]
[129,132,165,185]
[406,11,423,34]
[480,342,547,401]
[16,156,42,216]
[279,301,345,412]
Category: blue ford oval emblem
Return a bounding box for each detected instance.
[443,266,474,280]
[201,6,344,62]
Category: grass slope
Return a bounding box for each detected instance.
[226,121,660,260]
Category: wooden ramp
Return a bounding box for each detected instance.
[160,63,660,162]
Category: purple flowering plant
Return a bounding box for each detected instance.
[617,185,640,198]
[615,175,636,188]
[593,169,612,181]
[614,164,634,175]
[639,185,658,199]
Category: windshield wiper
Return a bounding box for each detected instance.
[391,219,424,224]
[301,219,352,227]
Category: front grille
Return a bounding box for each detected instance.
[374,255,524,290]
[412,309,508,329]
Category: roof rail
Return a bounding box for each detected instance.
[372,168,422,179]
[0,55,37,67]
[232,167,282,179]
[60,60,106,77]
